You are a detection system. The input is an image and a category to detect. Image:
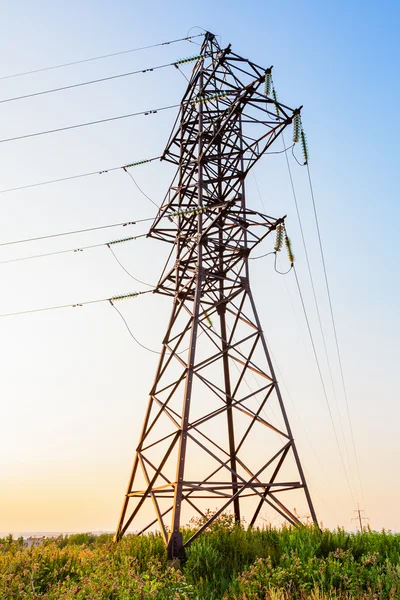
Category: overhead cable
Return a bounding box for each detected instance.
[282,132,350,464]
[0,56,203,106]
[0,34,204,81]
[0,103,179,145]
[0,156,161,196]
[292,265,356,506]
[0,290,152,320]
[0,220,153,248]
[0,233,147,265]
[306,162,365,503]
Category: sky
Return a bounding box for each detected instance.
[1,0,399,535]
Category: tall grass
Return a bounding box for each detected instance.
[1,523,399,598]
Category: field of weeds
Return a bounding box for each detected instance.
[1,521,399,599]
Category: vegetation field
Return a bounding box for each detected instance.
[1,519,400,599]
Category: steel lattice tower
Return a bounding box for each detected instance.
[115,32,317,559]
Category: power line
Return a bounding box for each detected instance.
[0,34,204,81]
[0,233,148,266]
[0,156,161,196]
[281,132,353,474]
[0,59,189,106]
[0,103,179,146]
[0,220,154,248]
[306,162,365,503]
[0,50,207,108]
[292,264,356,505]
[0,291,152,320]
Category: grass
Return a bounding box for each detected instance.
[1,519,399,599]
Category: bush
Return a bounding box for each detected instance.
[0,526,399,599]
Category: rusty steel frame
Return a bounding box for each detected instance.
[115,32,317,559]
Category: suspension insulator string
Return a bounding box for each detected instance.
[274,223,285,252]
[264,66,273,97]
[293,111,301,143]
[301,129,309,164]
[285,233,295,265]
[272,87,280,118]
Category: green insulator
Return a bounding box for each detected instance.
[175,54,201,66]
[171,205,206,218]
[300,130,309,164]
[205,312,213,328]
[293,113,301,143]
[194,90,229,105]
[272,88,280,118]
[285,235,295,264]
[124,159,150,169]
[110,292,140,302]
[108,236,136,245]
[264,70,272,97]
[274,223,284,252]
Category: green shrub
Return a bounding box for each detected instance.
[0,526,399,599]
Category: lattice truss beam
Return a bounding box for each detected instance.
[115,32,317,559]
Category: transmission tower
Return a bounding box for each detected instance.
[115,32,317,559]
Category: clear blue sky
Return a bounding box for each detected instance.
[0,0,399,534]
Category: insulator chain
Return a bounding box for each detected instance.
[272,87,280,118]
[175,54,202,66]
[291,111,310,165]
[285,235,295,265]
[264,68,272,97]
[124,159,152,169]
[300,129,309,164]
[170,206,207,219]
[194,90,230,105]
[293,112,301,143]
[110,291,148,302]
[274,223,285,252]
[108,236,138,246]
[274,224,295,265]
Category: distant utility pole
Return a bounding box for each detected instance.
[352,505,369,532]
[114,31,317,560]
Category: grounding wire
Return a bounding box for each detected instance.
[0,34,204,81]
[282,131,354,477]
[0,156,161,196]
[0,103,180,145]
[306,162,365,503]
[292,264,356,506]
[0,58,197,106]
